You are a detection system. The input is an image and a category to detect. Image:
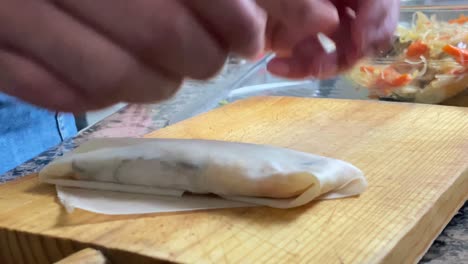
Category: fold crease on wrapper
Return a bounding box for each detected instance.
[39,138,367,215]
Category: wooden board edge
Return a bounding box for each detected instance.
[2,174,37,186]
[54,248,107,264]
[0,229,173,264]
[381,167,468,264]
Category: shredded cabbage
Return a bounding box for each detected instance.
[347,12,468,103]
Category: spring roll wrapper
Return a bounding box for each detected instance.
[39,138,367,215]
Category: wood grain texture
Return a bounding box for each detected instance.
[55,248,107,264]
[0,97,467,264]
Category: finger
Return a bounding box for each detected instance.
[0,48,88,112]
[331,7,363,72]
[57,0,227,80]
[258,0,339,53]
[267,22,358,80]
[184,0,266,59]
[264,17,293,56]
[267,36,339,79]
[332,0,399,71]
[269,0,401,79]
[351,0,399,57]
[257,0,339,35]
[0,0,182,106]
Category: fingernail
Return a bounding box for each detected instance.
[268,60,290,76]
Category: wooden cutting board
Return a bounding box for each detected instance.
[0,97,467,264]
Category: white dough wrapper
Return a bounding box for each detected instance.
[56,186,254,215]
[39,138,367,213]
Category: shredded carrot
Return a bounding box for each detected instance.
[381,67,399,78]
[443,44,468,66]
[449,14,468,24]
[371,67,412,96]
[406,41,429,58]
[387,74,412,87]
[379,67,412,87]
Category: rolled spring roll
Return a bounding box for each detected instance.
[39,138,367,209]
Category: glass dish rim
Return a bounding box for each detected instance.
[362,6,468,64]
[400,5,468,12]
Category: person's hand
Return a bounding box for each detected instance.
[0,0,266,112]
[257,0,340,57]
[262,0,400,79]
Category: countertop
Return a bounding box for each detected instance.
[1,60,466,264]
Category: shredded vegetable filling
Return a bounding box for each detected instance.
[348,12,468,103]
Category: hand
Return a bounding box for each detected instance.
[0,0,266,112]
[263,0,400,79]
[257,0,340,57]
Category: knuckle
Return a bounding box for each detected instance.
[158,78,183,100]
[293,1,313,24]
[100,59,135,93]
[278,0,312,25]
[191,51,227,80]
[238,12,264,40]
[233,13,265,55]
[120,71,183,103]
[84,99,116,112]
[157,88,177,101]
[88,59,136,105]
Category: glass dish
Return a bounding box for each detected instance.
[344,6,468,104]
[225,5,468,105]
[401,1,468,6]
[224,54,368,103]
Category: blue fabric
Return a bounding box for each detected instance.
[0,94,77,175]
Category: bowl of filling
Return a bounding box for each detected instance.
[347,6,468,104]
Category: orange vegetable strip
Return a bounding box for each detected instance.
[374,67,412,89]
[449,14,468,24]
[406,41,429,58]
[443,44,468,66]
[385,74,412,87]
